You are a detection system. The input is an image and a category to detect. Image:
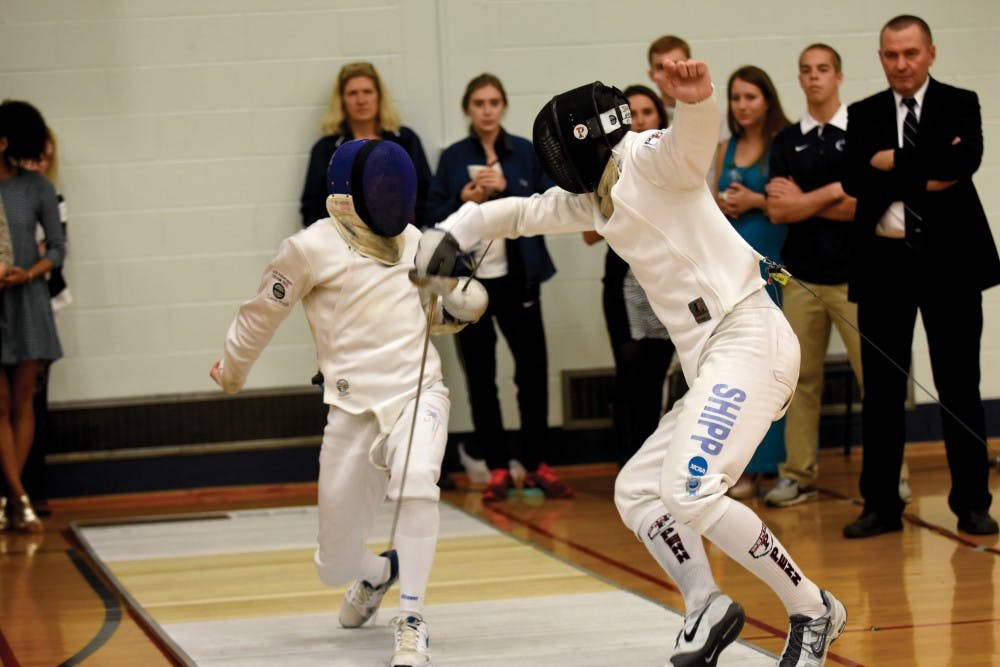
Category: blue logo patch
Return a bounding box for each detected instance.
[688,456,708,477]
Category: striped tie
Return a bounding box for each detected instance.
[901,97,923,248]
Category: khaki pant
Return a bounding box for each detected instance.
[779,280,861,487]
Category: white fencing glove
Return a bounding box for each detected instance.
[412,275,488,335]
[414,228,461,278]
[442,277,488,324]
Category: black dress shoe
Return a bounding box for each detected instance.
[957,511,999,535]
[843,511,903,539]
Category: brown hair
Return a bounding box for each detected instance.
[800,43,843,74]
[726,66,790,140]
[320,62,402,136]
[461,73,508,112]
[647,34,692,64]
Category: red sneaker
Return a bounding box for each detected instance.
[482,469,513,503]
[525,463,574,498]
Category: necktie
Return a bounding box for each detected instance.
[902,97,923,248]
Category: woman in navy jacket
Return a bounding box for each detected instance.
[300,62,432,228]
[426,73,569,502]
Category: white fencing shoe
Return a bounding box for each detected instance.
[779,590,847,666]
[391,614,431,667]
[669,592,745,666]
[338,550,398,628]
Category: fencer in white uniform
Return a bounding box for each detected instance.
[415,61,846,667]
[211,139,486,667]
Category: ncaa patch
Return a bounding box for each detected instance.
[688,456,709,477]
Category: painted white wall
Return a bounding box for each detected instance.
[2,1,998,432]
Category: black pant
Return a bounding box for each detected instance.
[455,275,548,472]
[858,239,992,518]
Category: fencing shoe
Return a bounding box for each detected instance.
[391,614,431,667]
[338,550,398,628]
[779,590,847,666]
[669,592,745,666]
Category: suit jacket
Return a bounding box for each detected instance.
[843,77,1000,301]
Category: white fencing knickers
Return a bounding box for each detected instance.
[314,382,449,586]
[615,289,799,534]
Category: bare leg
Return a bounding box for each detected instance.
[0,369,27,497]
[10,361,41,474]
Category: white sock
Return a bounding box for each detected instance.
[361,550,390,586]
[637,505,719,614]
[394,500,440,617]
[702,499,825,617]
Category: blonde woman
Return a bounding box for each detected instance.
[300,62,432,228]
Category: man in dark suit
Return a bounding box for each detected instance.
[842,14,1000,538]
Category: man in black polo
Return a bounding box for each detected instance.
[763,43,862,507]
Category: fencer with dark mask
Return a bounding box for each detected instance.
[415,60,846,667]
[211,139,486,667]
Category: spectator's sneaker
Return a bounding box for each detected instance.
[524,463,574,498]
[482,469,513,503]
[457,442,491,485]
[765,478,819,507]
[670,592,745,666]
[391,615,431,667]
[779,590,847,666]
[338,550,398,628]
[898,476,912,504]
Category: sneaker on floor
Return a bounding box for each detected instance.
[524,463,574,498]
[669,592,745,666]
[391,614,431,667]
[338,550,398,628]
[482,469,513,503]
[508,458,527,486]
[726,474,757,500]
[765,478,819,507]
[898,477,912,504]
[779,590,847,666]
[457,442,491,485]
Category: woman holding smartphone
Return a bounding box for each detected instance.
[426,73,570,503]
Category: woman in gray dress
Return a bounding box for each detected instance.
[0,100,64,532]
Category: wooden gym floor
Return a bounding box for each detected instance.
[1,440,997,666]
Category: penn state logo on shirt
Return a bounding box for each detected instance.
[335,378,350,396]
[267,270,293,308]
[835,138,846,152]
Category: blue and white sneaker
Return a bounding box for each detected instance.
[779,590,847,666]
[391,614,431,667]
[669,592,745,666]
[338,549,398,628]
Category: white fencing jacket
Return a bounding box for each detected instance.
[442,91,766,382]
[218,221,444,434]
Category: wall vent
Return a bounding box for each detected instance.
[561,368,614,430]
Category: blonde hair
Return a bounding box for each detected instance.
[320,62,402,136]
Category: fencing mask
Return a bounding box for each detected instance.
[532,82,631,194]
[326,139,416,264]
